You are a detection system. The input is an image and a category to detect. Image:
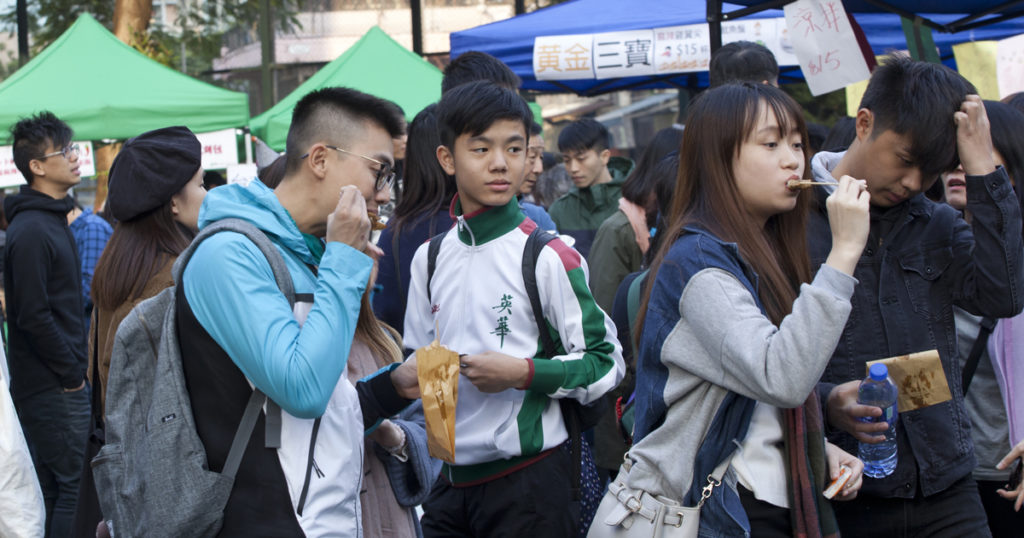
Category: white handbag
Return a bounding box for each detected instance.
[587,456,732,538]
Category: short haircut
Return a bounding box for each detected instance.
[436,81,533,150]
[10,111,73,184]
[530,121,543,137]
[558,118,610,154]
[822,116,856,152]
[859,54,975,178]
[442,51,521,94]
[285,87,405,174]
[806,122,828,155]
[709,41,779,87]
[1003,91,1024,115]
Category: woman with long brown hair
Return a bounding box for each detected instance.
[347,258,437,537]
[89,127,207,406]
[75,126,206,538]
[589,83,869,537]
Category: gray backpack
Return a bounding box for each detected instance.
[92,218,291,538]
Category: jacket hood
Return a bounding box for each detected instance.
[197,179,317,266]
[607,156,635,183]
[4,186,74,223]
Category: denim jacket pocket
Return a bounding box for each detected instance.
[897,246,953,321]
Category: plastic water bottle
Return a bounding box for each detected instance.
[857,363,898,478]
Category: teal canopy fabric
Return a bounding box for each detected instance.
[0,13,249,141]
[250,26,443,151]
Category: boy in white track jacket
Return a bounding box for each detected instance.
[405,81,624,537]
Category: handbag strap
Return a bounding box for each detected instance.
[962,316,996,395]
[697,453,733,508]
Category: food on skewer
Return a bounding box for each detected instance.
[787,179,834,190]
[368,212,387,231]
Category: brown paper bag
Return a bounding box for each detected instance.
[417,339,459,463]
[866,350,952,412]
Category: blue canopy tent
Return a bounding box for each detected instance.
[450,1,781,95]
[449,0,1024,95]
[716,1,1024,38]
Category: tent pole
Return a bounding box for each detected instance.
[707,0,723,52]
[411,0,423,55]
[16,0,28,65]
[947,0,1024,31]
[260,0,275,111]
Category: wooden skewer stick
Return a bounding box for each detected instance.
[787,179,834,189]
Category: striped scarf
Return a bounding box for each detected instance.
[784,393,840,538]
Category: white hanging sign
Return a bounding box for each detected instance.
[534,18,798,81]
[784,0,871,95]
[195,128,240,170]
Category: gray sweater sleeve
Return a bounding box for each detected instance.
[671,264,856,408]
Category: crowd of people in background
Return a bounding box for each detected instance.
[0,39,1023,538]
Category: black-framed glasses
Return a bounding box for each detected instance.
[41,143,80,160]
[301,145,395,192]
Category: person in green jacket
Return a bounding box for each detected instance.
[549,118,634,258]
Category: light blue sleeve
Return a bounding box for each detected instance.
[520,201,559,232]
[183,233,373,418]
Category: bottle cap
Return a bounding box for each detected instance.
[869,363,888,381]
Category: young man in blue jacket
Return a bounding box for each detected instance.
[807,55,1024,537]
[179,87,419,535]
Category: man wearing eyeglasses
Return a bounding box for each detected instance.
[177,87,419,535]
[517,122,558,233]
[4,111,90,537]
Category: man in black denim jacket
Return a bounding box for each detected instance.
[807,56,1024,537]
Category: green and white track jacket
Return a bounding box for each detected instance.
[404,196,624,484]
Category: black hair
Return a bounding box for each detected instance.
[986,100,1024,236]
[436,81,533,150]
[822,116,856,152]
[709,41,779,87]
[442,51,521,94]
[806,122,828,155]
[621,127,683,206]
[530,121,543,137]
[859,54,975,179]
[285,87,405,174]
[391,104,457,235]
[10,111,73,184]
[557,118,610,154]
[1003,91,1024,115]
[645,152,680,266]
[203,170,226,190]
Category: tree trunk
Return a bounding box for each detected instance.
[98,0,150,209]
[113,0,154,46]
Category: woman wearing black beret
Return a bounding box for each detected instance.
[73,125,207,537]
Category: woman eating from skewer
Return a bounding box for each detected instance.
[589,83,870,538]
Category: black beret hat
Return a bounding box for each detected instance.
[107,126,202,222]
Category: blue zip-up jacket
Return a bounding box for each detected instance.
[625,226,856,537]
[808,152,1024,498]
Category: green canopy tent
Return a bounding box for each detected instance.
[0,13,249,141]
[250,26,442,152]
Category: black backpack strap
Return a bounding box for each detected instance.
[425,230,447,305]
[522,227,559,358]
[962,316,997,395]
[521,228,589,501]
